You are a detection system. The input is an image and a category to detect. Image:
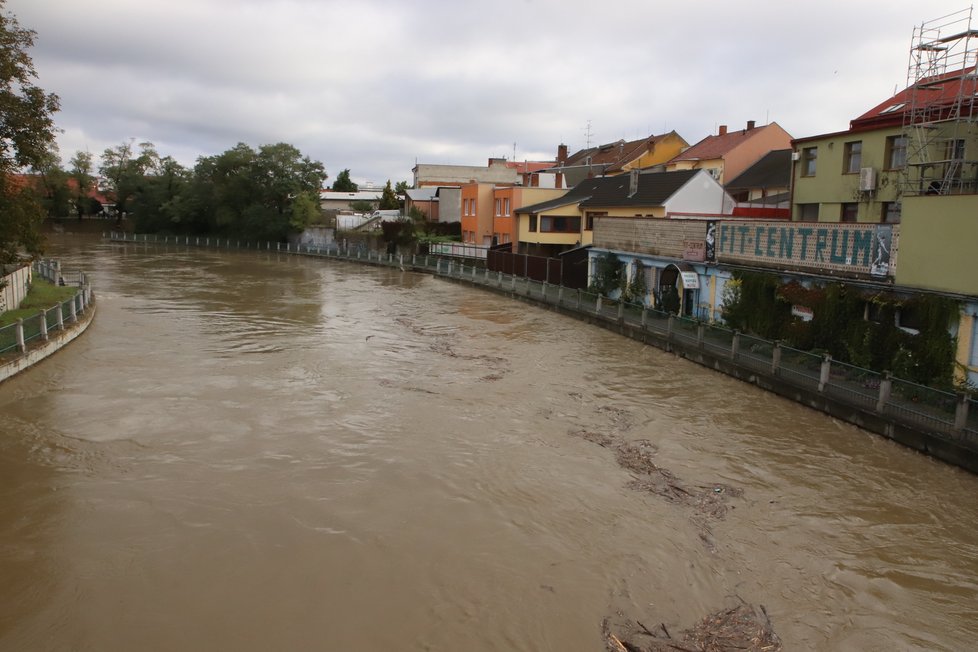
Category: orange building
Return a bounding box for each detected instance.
[491,186,567,247]
[460,182,497,246]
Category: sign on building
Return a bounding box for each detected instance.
[716,222,894,278]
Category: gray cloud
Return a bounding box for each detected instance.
[9,0,967,186]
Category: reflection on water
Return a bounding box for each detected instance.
[0,235,976,651]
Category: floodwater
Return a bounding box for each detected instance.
[1,236,977,651]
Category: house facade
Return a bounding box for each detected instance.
[667,121,793,185]
[491,186,566,248]
[460,182,498,246]
[319,190,383,213]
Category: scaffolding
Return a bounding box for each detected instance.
[902,6,978,196]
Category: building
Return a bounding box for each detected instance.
[404,187,440,221]
[319,190,383,213]
[551,132,689,187]
[666,121,793,186]
[460,182,497,246]
[414,158,519,188]
[724,148,793,206]
[490,186,567,248]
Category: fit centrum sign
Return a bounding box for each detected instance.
[714,222,892,277]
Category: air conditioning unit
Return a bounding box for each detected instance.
[791,151,801,161]
[859,167,877,191]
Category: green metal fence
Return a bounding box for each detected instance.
[1,261,92,361]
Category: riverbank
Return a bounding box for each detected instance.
[0,261,96,384]
[105,232,978,474]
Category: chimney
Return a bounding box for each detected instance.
[557,143,568,164]
[747,120,756,130]
[628,169,640,197]
[718,125,728,136]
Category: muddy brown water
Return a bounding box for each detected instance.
[1,236,977,651]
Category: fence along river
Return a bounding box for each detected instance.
[1,235,977,650]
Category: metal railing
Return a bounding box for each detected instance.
[106,232,977,448]
[0,261,93,357]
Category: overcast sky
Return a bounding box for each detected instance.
[10,0,975,187]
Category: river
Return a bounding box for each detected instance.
[1,235,976,651]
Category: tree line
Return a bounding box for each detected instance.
[34,140,330,243]
[1,0,417,258]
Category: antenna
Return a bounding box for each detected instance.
[513,142,516,161]
[584,120,593,149]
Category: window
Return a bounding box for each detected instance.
[896,306,922,335]
[802,147,817,176]
[494,199,501,216]
[529,215,538,232]
[881,202,902,224]
[798,203,819,222]
[885,135,907,170]
[843,141,862,174]
[540,216,581,233]
[504,198,510,216]
[945,139,966,183]
[841,203,858,223]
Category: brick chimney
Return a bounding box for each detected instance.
[747,120,756,130]
[718,125,728,136]
[557,144,568,165]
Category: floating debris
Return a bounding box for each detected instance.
[603,602,782,652]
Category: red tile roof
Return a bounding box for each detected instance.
[564,133,670,174]
[670,127,764,162]
[851,66,977,129]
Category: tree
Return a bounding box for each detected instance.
[172,142,326,241]
[289,191,322,231]
[331,168,357,192]
[349,200,374,213]
[68,150,95,219]
[395,180,410,194]
[129,155,188,233]
[378,180,399,211]
[0,1,61,265]
[589,251,624,298]
[99,140,161,222]
[31,145,71,218]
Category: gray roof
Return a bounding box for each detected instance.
[578,169,699,208]
[405,187,438,201]
[724,149,792,191]
[515,178,606,214]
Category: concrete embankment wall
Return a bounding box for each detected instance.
[0,304,96,384]
[0,262,96,385]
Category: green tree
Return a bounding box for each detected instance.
[349,200,374,213]
[31,145,71,218]
[331,168,357,192]
[378,180,399,211]
[173,142,326,241]
[395,180,410,194]
[68,150,95,219]
[289,191,322,231]
[0,1,61,265]
[99,140,161,222]
[129,156,188,233]
[590,250,624,298]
